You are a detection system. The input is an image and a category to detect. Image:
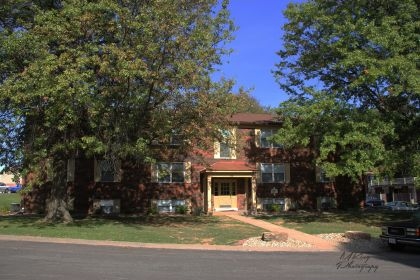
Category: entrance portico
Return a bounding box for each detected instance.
[201,161,257,213]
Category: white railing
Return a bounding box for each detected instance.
[368,177,417,188]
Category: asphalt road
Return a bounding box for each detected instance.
[0,241,419,280]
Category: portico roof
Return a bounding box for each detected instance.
[201,161,256,173]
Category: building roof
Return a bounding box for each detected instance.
[229,113,281,125]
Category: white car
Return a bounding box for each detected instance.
[0,182,10,193]
[386,201,419,211]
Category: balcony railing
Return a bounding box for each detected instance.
[368,177,417,188]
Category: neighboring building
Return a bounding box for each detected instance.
[24,113,364,215]
[367,176,419,204]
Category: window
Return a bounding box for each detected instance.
[260,129,282,148]
[219,142,231,158]
[94,159,121,182]
[156,162,185,183]
[214,129,236,159]
[261,163,285,183]
[156,199,186,213]
[212,181,237,196]
[220,183,231,195]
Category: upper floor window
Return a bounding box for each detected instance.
[214,129,236,159]
[261,163,286,183]
[260,129,282,148]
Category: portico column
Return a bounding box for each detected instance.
[251,176,257,213]
[207,175,212,213]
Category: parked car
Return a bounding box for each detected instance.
[9,185,22,193]
[364,199,385,208]
[385,201,419,211]
[0,182,10,193]
[380,210,420,250]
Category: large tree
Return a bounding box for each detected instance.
[274,0,419,181]
[0,0,235,222]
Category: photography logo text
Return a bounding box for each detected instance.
[336,251,378,273]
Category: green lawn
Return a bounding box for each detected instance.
[0,215,263,245]
[0,194,263,245]
[0,193,22,213]
[256,210,413,236]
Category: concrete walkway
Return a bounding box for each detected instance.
[216,211,338,251]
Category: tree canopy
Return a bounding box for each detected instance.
[0,0,235,221]
[274,0,419,180]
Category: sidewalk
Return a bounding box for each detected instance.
[216,211,338,251]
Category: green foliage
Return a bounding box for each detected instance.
[0,0,236,177]
[147,204,159,216]
[271,204,282,213]
[232,87,269,113]
[273,93,394,180]
[175,204,189,215]
[274,0,420,179]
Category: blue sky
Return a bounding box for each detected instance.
[216,0,301,107]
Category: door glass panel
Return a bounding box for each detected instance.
[213,182,219,196]
[221,183,230,195]
[231,182,236,195]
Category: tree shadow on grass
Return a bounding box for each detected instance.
[0,214,223,230]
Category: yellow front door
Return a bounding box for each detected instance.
[213,180,237,210]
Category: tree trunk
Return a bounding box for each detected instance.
[44,157,73,223]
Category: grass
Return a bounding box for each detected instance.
[256,210,413,237]
[0,193,22,213]
[0,215,263,245]
[0,194,262,245]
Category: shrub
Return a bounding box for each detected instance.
[148,204,158,215]
[175,205,189,215]
[271,204,282,213]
